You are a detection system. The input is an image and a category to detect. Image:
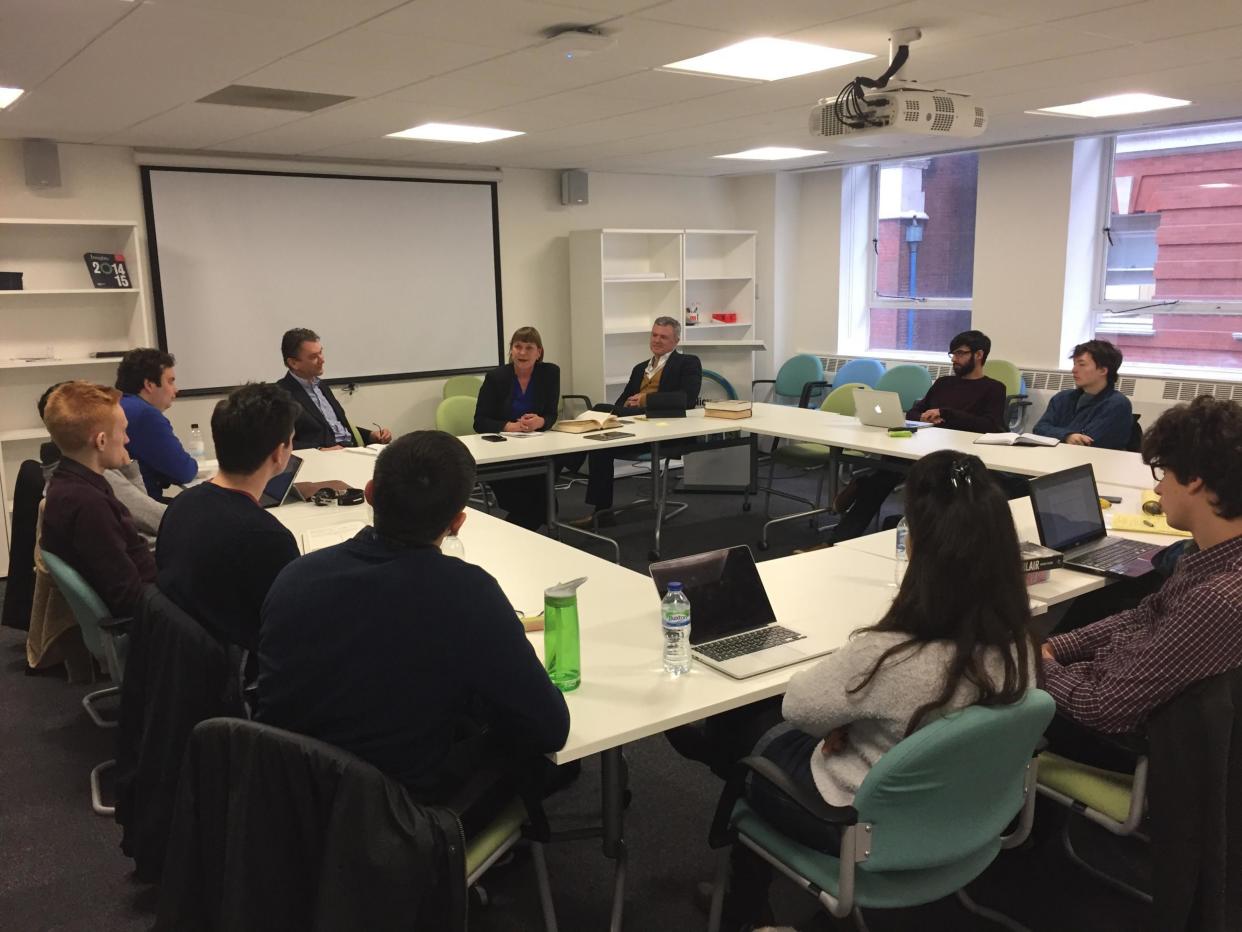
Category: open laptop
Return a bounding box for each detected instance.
[1029,464,1166,578]
[259,453,304,508]
[649,546,835,679]
[854,389,928,430]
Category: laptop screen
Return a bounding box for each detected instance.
[649,546,777,645]
[259,453,303,508]
[1028,464,1106,552]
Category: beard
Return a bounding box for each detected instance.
[953,356,977,377]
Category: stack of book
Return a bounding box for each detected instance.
[704,400,752,420]
[1020,541,1062,585]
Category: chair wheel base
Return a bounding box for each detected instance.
[648,550,660,561]
[742,502,751,512]
[757,540,770,551]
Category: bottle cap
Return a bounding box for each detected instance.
[545,576,587,599]
[666,581,683,591]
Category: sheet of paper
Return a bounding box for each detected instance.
[301,521,367,553]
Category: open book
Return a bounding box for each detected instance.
[551,410,621,434]
[974,432,1059,447]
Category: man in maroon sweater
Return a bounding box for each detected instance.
[830,330,1006,542]
[41,381,156,617]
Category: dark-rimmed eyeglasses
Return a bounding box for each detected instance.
[1150,464,1166,482]
[948,348,973,359]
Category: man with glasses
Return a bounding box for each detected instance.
[831,330,1006,542]
[1042,395,1242,736]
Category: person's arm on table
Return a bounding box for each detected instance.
[1076,392,1133,451]
[1042,586,1242,733]
[1031,392,1073,441]
[1044,609,1138,664]
[133,412,198,486]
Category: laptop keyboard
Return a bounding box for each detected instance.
[695,626,806,663]
[1075,538,1153,571]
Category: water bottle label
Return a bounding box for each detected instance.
[663,612,690,627]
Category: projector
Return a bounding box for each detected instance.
[809,85,987,147]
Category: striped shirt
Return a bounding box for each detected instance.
[1043,533,1242,733]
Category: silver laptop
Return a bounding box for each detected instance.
[649,546,836,679]
[855,388,928,430]
[259,453,304,508]
[1029,464,1166,579]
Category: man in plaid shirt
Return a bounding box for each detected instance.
[1042,395,1242,734]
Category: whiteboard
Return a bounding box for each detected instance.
[142,167,503,393]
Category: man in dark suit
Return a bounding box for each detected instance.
[276,328,393,450]
[576,316,702,522]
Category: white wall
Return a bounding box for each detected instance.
[783,169,843,364]
[0,142,753,451]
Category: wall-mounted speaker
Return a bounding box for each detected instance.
[560,169,588,205]
[23,139,61,189]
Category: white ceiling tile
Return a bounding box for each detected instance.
[96,102,308,149]
[0,0,136,88]
[1054,0,1242,42]
[145,0,413,35]
[384,76,554,110]
[466,91,654,132]
[290,28,504,77]
[947,0,1146,26]
[576,69,742,102]
[634,0,900,37]
[240,58,424,99]
[366,0,615,51]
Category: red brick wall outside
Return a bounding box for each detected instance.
[1103,148,1242,368]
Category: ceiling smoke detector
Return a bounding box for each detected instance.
[541,24,616,60]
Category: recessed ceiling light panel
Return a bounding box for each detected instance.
[1030,93,1191,118]
[664,38,873,82]
[715,146,828,161]
[0,86,25,109]
[387,123,524,143]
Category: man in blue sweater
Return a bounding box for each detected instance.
[257,430,570,832]
[1032,339,1133,449]
[116,348,198,499]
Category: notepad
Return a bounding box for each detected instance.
[301,521,367,553]
[1110,513,1191,538]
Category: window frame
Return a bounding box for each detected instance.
[1092,131,1242,338]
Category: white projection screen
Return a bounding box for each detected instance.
[142,167,503,393]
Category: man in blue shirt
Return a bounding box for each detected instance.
[276,328,392,450]
[1032,339,1133,450]
[116,348,198,499]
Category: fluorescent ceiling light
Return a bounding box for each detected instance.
[386,122,523,143]
[1031,93,1191,118]
[0,86,24,109]
[715,146,828,161]
[1200,182,1238,189]
[664,38,873,82]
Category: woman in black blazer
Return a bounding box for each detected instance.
[473,327,560,530]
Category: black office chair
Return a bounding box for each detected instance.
[1126,413,1143,453]
[1,460,46,632]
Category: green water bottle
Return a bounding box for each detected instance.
[544,577,587,692]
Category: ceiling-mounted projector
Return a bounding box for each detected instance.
[810,27,986,146]
[809,85,987,146]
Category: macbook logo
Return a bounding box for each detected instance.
[874,404,883,414]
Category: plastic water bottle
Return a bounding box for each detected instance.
[894,517,909,587]
[661,582,692,676]
[188,423,205,461]
[440,534,465,559]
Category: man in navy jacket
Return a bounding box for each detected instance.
[1032,339,1133,450]
[276,328,392,450]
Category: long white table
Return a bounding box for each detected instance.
[272,447,1142,930]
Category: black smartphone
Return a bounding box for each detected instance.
[481,434,507,442]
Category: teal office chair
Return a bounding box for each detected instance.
[442,374,484,400]
[753,383,868,550]
[830,358,886,390]
[982,360,1031,431]
[40,549,130,816]
[701,369,739,401]
[875,364,933,410]
[708,690,1055,932]
[752,354,826,408]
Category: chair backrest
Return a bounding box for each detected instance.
[832,358,886,389]
[772,354,825,400]
[820,382,869,417]
[442,375,483,400]
[853,689,1054,873]
[40,549,111,663]
[1127,413,1143,453]
[1,459,46,632]
[435,395,478,437]
[875,364,934,410]
[983,359,1025,396]
[701,369,739,401]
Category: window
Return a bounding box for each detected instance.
[868,151,978,353]
[1096,121,1242,370]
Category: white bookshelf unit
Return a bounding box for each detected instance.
[0,218,152,576]
[569,228,761,405]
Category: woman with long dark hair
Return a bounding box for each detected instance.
[720,450,1038,929]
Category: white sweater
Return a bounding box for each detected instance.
[782,630,1031,808]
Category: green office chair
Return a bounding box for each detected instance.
[753,382,868,550]
[443,374,484,400]
[875,364,933,410]
[752,354,826,408]
[708,690,1055,932]
[41,550,130,816]
[982,360,1031,431]
[466,797,558,929]
[435,394,479,437]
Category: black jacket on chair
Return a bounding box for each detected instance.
[1147,665,1242,931]
[115,586,246,883]
[156,717,467,932]
[276,371,373,449]
[473,361,561,433]
[0,460,44,631]
[612,350,703,414]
